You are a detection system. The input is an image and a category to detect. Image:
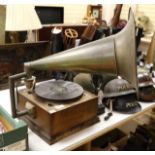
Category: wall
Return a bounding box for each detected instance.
[1,4,155,42]
[0,5,6,44]
[62,4,87,24]
[120,4,155,33]
[36,4,88,24]
[60,4,155,33]
[137,4,155,31]
[102,4,116,25]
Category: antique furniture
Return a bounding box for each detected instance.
[0,41,50,88]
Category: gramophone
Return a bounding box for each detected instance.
[9,9,139,144]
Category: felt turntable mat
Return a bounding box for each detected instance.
[34,80,84,101]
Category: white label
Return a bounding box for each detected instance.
[54,105,65,110]
[0,139,27,151]
[49,109,56,114]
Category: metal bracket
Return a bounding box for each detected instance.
[9,72,29,118]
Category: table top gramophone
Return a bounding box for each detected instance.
[9,9,140,144]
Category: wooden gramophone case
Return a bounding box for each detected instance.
[17,88,98,144]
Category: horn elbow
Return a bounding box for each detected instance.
[24,62,32,77]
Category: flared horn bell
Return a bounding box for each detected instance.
[114,9,138,95]
[24,9,138,95]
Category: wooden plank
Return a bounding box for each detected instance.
[0,115,13,132]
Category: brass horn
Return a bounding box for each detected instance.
[24,9,138,95]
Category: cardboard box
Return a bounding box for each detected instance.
[0,105,28,151]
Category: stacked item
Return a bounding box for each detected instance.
[0,105,28,151]
[121,124,155,151]
[91,128,126,151]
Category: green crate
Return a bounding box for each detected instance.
[0,105,28,151]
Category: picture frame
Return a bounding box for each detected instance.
[92,9,99,18]
[87,5,102,21]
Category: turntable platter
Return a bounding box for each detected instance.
[34,80,84,101]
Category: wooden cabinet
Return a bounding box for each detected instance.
[0,41,50,88]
